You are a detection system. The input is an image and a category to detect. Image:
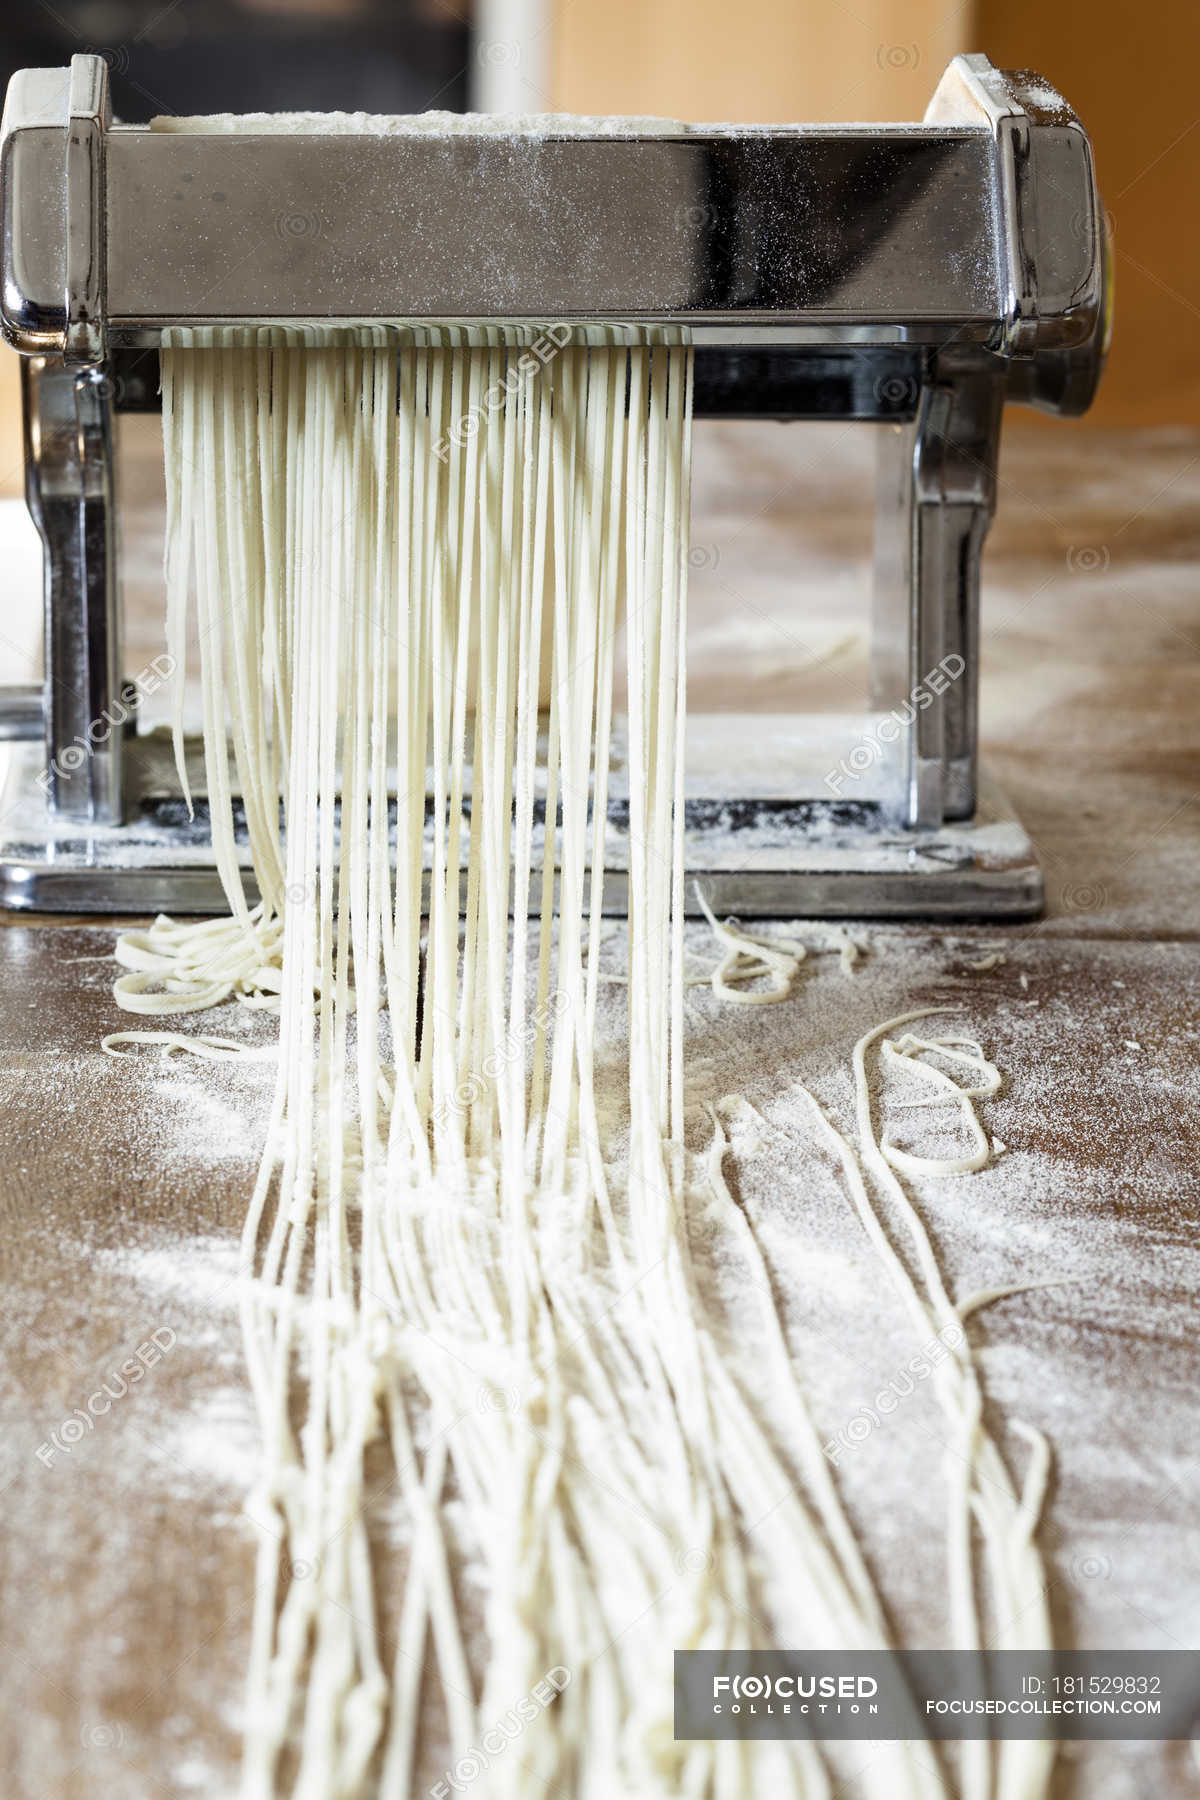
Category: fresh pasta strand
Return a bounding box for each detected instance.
[101,1030,277,1061]
[114,310,1058,1800]
[693,885,865,1003]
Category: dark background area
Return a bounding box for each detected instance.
[0,0,470,121]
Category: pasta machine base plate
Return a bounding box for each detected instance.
[0,719,1043,919]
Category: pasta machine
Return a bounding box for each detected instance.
[0,53,1108,917]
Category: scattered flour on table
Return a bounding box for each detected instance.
[12,921,1195,1799]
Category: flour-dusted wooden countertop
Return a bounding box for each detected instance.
[0,420,1197,1800]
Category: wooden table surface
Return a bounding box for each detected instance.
[1,418,1197,1799]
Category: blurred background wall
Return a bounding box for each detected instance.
[550,0,1200,428]
[0,0,1194,492]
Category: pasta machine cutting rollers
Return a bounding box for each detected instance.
[0,53,1108,917]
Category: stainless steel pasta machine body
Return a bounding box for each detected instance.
[0,53,1108,916]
